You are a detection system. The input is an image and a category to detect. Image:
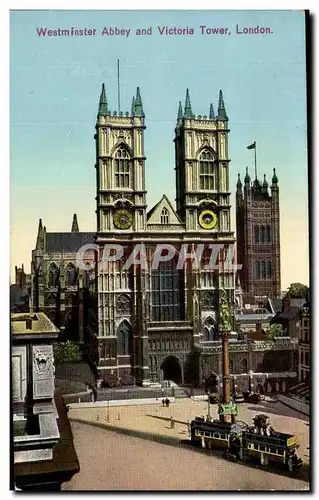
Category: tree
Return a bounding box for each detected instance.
[265,323,287,340]
[284,283,309,299]
[53,341,82,363]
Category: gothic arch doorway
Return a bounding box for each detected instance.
[160,356,182,384]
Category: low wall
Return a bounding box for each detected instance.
[68,397,176,409]
[277,394,309,416]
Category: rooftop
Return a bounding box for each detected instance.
[11,312,59,336]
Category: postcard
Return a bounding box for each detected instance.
[10,9,310,492]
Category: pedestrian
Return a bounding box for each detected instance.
[166,398,170,408]
[162,398,165,407]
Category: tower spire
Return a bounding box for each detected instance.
[134,87,145,117]
[218,90,228,121]
[244,167,251,184]
[209,103,215,119]
[71,213,79,232]
[36,218,44,250]
[177,101,183,120]
[272,168,278,185]
[97,83,108,116]
[131,95,135,115]
[184,89,193,118]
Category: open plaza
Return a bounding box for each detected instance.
[65,398,309,491]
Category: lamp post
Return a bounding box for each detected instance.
[221,330,231,407]
[218,287,233,424]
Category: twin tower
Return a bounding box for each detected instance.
[94,84,233,237]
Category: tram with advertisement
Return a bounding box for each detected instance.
[189,413,302,475]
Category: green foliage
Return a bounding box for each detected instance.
[53,341,82,363]
[265,323,287,340]
[284,282,309,299]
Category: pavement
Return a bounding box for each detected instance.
[68,398,309,466]
[63,419,309,491]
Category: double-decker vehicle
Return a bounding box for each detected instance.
[189,414,302,474]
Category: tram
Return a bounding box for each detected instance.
[189,414,302,474]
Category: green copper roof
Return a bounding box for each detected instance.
[218,90,228,121]
[131,96,135,115]
[236,173,242,189]
[209,103,215,119]
[134,87,145,117]
[272,168,278,184]
[184,89,193,118]
[97,83,108,116]
[177,101,183,120]
[263,174,269,189]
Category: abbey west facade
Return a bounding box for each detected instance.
[95,84,237,386]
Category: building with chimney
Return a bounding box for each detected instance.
[30,215,96,345]
[236,168,281,305]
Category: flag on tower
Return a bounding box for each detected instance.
[247,141,256,150]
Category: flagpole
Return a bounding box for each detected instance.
[117,59,120,114]
[254,142,257,180]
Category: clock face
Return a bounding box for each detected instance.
[113,209,133,230]
[199,209,218,230]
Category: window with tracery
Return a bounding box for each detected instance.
[116,294,131,316]
[160,207,169,224]
[151,260,184,321]
[254,261,272,279]
[199,150,215,190]
[117,321,132,356]
[66,264,77,287]
[48,263,59,287]
[114,147,131,188]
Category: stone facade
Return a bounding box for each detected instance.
[94,86,237,386]
[298,302,310,383]
[188,338,298,394]
[236,168,281,304]
[30,215,97,347]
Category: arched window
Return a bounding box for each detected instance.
[116,294,131,316]
[117,321,132,356]
[255,226,260,244]
[199,149,215,190]
[48,263,59,287]
[202,317,217,341]
[240,359,248,374]
[260,226,266,244]
[66,264,77,287]
[266,225,271,243]
[203,327,210,341]
[160,207,169,225]
[114,146,131,188]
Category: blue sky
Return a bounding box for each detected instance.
[10,10,309,288]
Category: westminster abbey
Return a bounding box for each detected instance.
[30,83,285,389]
